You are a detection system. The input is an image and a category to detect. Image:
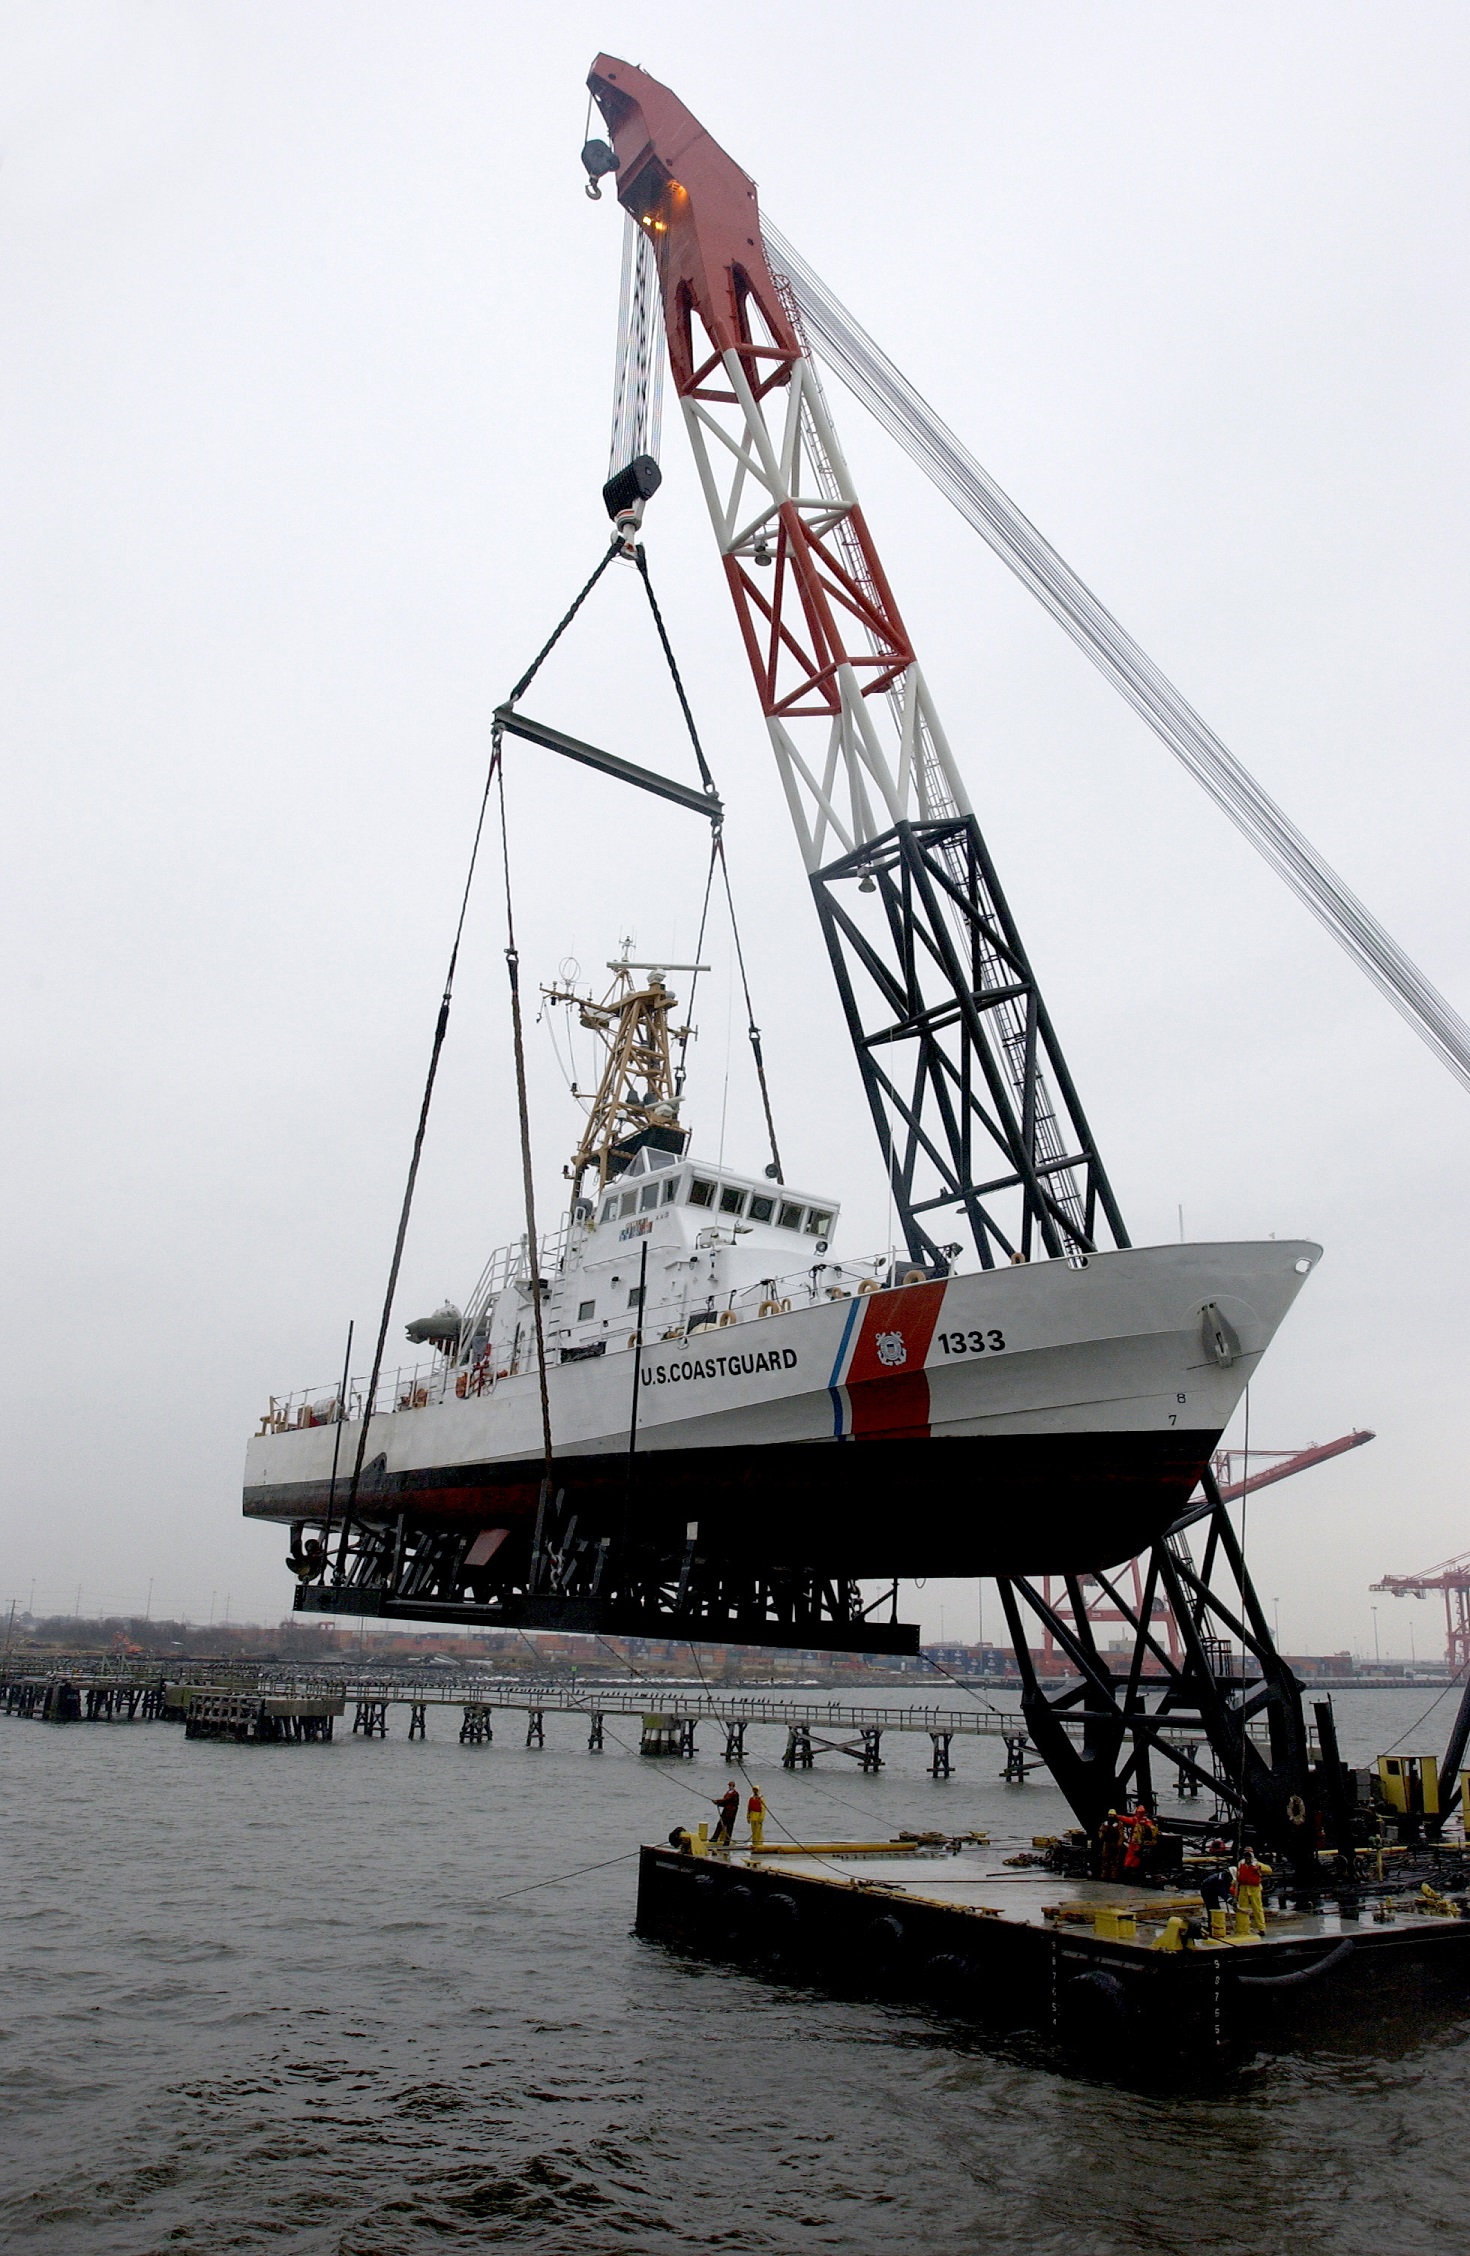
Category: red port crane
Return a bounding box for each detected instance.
[1043,1430,1374,1664]
[1373,1553,1470,1671]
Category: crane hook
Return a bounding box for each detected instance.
[581,138,618,202]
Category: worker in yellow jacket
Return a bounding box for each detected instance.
[1234,1849,1268,1935]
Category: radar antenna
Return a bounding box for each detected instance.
[542,953,703,1200]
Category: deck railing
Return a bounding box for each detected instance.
[257,1242,918,1433]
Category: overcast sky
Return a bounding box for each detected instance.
[4,3,1469,1656]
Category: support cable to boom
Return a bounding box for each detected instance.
[764,217,1470,1098]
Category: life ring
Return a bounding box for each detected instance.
[1286,1793,1308,1826]
[717,1309,738,1328]
[758,1299,781,1318]
[858,1278,880,1295]
[902,1268,927,1286]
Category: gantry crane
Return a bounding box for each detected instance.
[1042,1432,1374,1665]
[1373,1552,1470,1672]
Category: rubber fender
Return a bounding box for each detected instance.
[919,1951,975,2004]
[862,1911,908,1975]
[1236,1938,1355,1990]
[719,1883,756,1950]
[758,1890,801,1958]
[1058,1968,1131,2052]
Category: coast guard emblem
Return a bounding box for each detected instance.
[875,1331,907,1368]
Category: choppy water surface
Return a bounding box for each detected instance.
[4,1683,1469,2253]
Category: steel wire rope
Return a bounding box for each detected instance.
[1234,1388,1251,1860]
[333,535,627,1577]
[503,537,622,710]
[336,739,503,1572]
[764,219,1470,1097]
[673,837,719,1104]
[497,750,557,1538]
[916,1647,1015,1725]
[486,1850,641,1905]
[1379,1661,1470,1757]
[634,544,786,1184]
[589,1629,924,1843]
[506,1626,753,1813]
[684,1640,872,1880]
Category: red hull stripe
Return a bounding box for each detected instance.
[841,1282,947,1438]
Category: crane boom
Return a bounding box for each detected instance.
[587,57,1127,1270]
[761,225,1470,1101]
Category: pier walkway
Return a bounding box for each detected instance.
[0,1657,1253,1778]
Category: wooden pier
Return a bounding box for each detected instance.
[0,1657,1296,1782]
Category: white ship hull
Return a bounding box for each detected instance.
[245,1240,1317,1577]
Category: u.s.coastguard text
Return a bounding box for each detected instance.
[641,1347,799,1386]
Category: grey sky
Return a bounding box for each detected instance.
[4,3,1468,1655]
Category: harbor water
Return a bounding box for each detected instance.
[3,1684,1468,2253]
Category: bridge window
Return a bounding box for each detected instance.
[662,1174,682,1203]
[778,1201,804,1230]
[804,1209,833,1236]
[578,1300,595,1322]
[748,1193,774,1223]
[640,1181,660,1211]
[689,1179,716,1208]
[719,1187,746,1216]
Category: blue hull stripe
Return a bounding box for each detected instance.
[827,1296,864,1438]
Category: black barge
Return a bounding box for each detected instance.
[636,1839,1470,2070]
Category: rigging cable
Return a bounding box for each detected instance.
[635,541,785,1183]
[336,743,502,1572]
[714,834,785,1186]
[497,741,557,1534]
[673,836,719,1104]
[504,537,622,709]
[334,535,623,1579]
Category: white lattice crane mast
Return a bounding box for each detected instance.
[585,58,1127,1271]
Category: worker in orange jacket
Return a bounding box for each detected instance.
[746,1785,766,1852]
[1122,1802,1158,1877]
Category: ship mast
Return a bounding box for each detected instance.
[542,951,701,1202]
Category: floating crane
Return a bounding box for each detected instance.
[578,59,1385,1869]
